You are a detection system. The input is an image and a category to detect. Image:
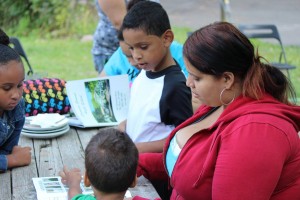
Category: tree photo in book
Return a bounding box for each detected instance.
[66,75,129,128]
[85,79,116,123]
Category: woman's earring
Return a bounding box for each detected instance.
[219,88,235,105]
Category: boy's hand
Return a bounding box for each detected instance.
[59,166,82,200]
[59,165,82,186]
[7,146,32,168]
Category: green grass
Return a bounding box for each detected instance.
[16,27,300,98]
[21,37,98,80]
[18,26,192,81]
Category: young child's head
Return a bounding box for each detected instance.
[118,0,147,69]
[0,29,24,115]
[84,127,138,195]
[121,1,174,72]
[117,31,139,68]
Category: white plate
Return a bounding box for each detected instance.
[21,126,70,139]
[23,117,69,131]
[22,125,69,134]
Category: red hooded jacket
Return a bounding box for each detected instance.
[138,94,300,200]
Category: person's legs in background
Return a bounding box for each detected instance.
[93,54,108,74]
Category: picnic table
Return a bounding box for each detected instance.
[0,127,160,199]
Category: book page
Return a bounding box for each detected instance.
[32,176,93,200]
[66,75,130,128]
[33,176,131,200]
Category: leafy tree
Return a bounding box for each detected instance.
[0,0,96,38]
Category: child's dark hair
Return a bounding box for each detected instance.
[117,30,124,41]
[117,0,148,42]
[85,128,138,193]
[0,29,21,65]
[127,0,146,11]
[184,22,296,104]
[121,1,171,36]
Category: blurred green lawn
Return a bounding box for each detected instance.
[16,26,300,99]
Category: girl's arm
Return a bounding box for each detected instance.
[98,0,127,30]
[138,152,168,181]
[6,146,31,168]
[135,138,166,153]
[0,114,31,170]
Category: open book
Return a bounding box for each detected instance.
[66,75,130,128]
[32,176,93,200]
[32,176,132,200]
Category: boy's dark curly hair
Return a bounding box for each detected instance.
[85,127,138,193]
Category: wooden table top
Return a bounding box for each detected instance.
[0,127,159,199]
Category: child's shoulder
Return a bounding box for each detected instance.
[164,65,186,80]
[162,66,189,91]
[71,194,96,200]
[145,65,184,80]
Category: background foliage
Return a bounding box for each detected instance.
[1,0,300,100]
[0,0,96,38]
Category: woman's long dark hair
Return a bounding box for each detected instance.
[183,22,296,104]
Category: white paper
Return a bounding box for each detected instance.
[29,113,66,128]
[66,75,130,128]
[32,176,93,200]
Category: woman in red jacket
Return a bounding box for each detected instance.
[137,22,300,200]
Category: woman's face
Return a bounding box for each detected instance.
[185,58,224,107]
